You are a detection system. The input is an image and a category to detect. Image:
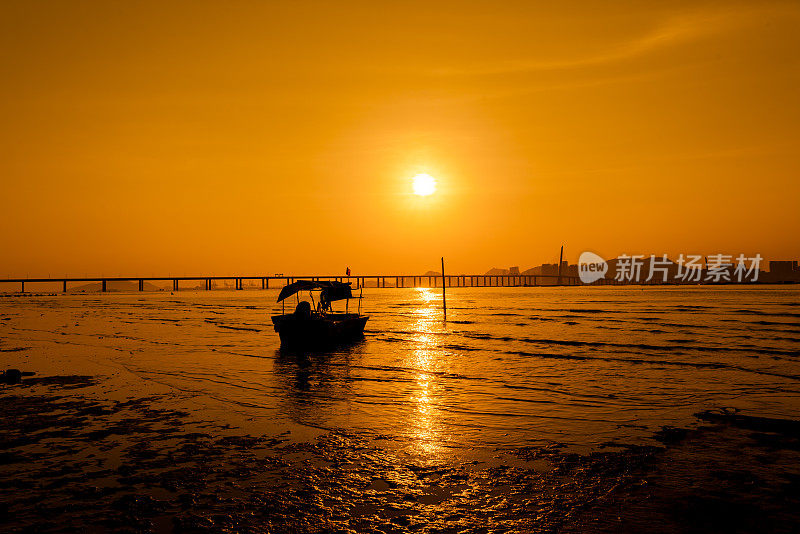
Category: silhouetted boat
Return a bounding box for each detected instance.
[271,280,368,346]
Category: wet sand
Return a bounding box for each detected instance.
[2,288,800,532]
[3,373,800,533]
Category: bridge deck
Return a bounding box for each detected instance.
[0,274,598,292]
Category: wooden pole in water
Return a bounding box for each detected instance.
[441,257,447,321]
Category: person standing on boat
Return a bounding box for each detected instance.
[346,266,351,277]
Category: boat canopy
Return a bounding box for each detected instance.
[276,280,354,303]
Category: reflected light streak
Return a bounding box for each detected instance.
[405,288,446,457]
[415,287,440,304]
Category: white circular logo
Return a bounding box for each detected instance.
[578,251,608,283]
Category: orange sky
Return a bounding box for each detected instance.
[2,0,799,277]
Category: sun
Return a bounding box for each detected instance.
[412,173,437,196]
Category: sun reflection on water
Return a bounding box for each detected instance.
[406,288,446,457]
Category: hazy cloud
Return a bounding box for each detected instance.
[432,4,800,76]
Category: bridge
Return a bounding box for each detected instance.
[0,274,602,293]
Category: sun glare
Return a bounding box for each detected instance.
[412,174,437,196]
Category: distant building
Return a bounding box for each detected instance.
[516,262,576,284]
[535,262,569,277]
[541,263,558,276]
[770,261,799,274]
[509,266,520,275]
[767,261,800,283]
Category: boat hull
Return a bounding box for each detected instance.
[271,313,369,347]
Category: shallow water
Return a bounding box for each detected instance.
[2,286,800,458]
